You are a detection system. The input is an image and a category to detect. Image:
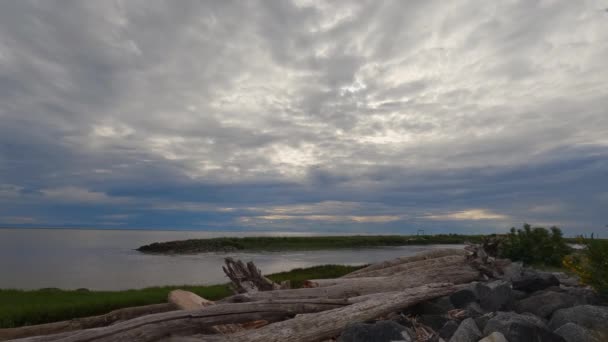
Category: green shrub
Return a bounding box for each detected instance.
[498,224,571,266]
[563,235,608,301]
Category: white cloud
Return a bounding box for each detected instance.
[425,209,508,221]
[41,187,129,204]
[244,214,402,223]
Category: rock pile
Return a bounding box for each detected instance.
[338,266,606,342]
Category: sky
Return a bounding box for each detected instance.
[0,0,607,235]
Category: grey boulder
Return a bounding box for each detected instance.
[450,318,482,342]
[338,320,414,342]
[476,280,513,312]
[450,288,478,309]
[483,312,565,342]
[514,290,579,318]
[512,271,559,293]
[439,320,459,340]
[554,323,603,342]
[549,305,608,337]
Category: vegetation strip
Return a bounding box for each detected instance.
[136,234,484,254]
[0,265,363,329]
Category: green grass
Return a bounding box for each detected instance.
[136,234,482,254]
[0,264,364,329]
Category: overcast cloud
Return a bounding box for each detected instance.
[1,0,607,235]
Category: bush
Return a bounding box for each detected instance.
[563,235,608,300]
[498,224,571,266]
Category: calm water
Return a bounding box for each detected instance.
[0,229,463,290]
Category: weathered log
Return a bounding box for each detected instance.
[222,258,279,293]
[10,299,350,342]
[305,255,467,287]
[343,248,465,278]
[0,304,176,341]
[224,263,480,302]
[170,283,457,342]
[168,290,242,334]
[168,290,212,311]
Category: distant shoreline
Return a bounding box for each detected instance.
[136,234,483,254]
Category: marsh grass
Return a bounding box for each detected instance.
[0,264,363,328]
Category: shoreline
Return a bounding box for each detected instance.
[0,264,364,329]
[136,234,484,254]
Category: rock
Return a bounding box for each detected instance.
[512,270,560,293]
[465,302,486,318]
[479,332,509,342]
[415,296,454,315]
[512,290,527,300]
[476,280,513,312]
[338,321,414,342]
[560,286,602,305]
[419,314,449,331]
[549,305,608,335]
[450,288,478,308]
[450,318,482,342]
[483,311,565,342]
[475,313,497,331]
[439,320,459,340]
[514,290,580,318]
[552,272,581,287]
[501,261,524,282]
[554,323,602,342]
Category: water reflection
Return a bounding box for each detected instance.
[0,229,463,290]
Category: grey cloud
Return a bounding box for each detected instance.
[0,0,607,234]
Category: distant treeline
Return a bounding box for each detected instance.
[136,234,485,254]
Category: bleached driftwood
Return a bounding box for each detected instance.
[168,290,243,334]
[8,245,504,342]
[305,254,467,287]
[0,304,175,341]
[224,262,479,302]
[170,283,457,342]
[222,258,280,293]
[9,299,349,342]
[343,248,465,278]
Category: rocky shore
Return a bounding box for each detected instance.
[338,266,606,342]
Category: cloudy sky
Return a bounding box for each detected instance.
[1,0,607,235]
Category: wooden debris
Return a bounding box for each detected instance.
[168,290,242,334]
[343,249,465,278]
[170,283,457,342]
[225,263,479,302]
[10,300,349,342]
[222,258,280,294]
[169,290,212,311]
[7,245,509,342]
[0,304,176,341]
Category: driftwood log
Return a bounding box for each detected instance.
[223,261,479,302]
[9,299,350,342]
[222,258,280,293]
[0,304,176,341]
[170,283,457,342]
[343,248,465,278]
[168,290,244,335]
[6,245,507,342]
